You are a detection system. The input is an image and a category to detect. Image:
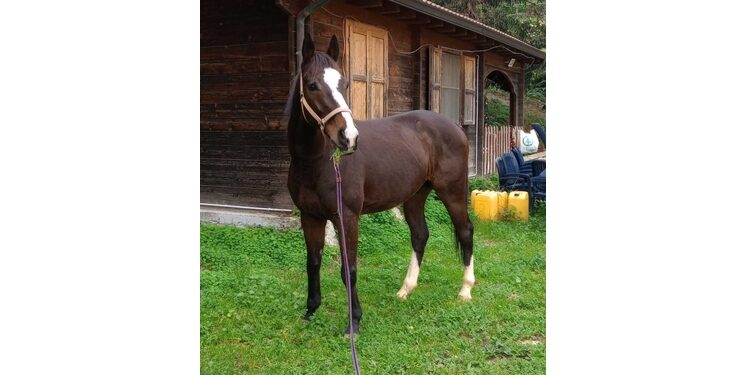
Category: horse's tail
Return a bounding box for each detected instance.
[453,171,470,260]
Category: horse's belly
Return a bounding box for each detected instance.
[359,148,430,213]
[361,175,425,214]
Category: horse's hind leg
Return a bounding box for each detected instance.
[396,185,433,300]
[301,212,326,320]
[433,183,475,301]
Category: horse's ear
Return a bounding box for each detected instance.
[302,33,315,62]
[327,35,340,62]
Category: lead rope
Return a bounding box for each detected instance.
[333,153,361,375]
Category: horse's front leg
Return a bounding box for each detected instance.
[336,212,362,335]
[301,212,326,320]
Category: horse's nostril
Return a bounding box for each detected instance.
[338,129,349,149]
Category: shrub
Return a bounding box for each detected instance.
[484,97,510,127]
[501,206,521,222]
[469,175,500,192]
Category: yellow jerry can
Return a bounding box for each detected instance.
[471,190,499,220]
[495,191,509,219]
[507,191,530,221]
[471,189,481,204]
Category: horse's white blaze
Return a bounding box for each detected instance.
[323,68,358,149]
[396,251,420,300]
[458,255,475,301]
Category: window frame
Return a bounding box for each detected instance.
[429,46,477,127]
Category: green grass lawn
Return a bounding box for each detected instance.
[201,196,546,374]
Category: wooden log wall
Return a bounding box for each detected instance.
[200,0,293,208]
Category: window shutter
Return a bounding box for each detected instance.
[368,31,386,119]
[348,23,369,120]
[429,46,441,113]
[463,55,476,125]
[347,20,387,120]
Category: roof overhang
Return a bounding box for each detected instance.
[388,0,545,62]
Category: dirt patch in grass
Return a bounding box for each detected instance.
[520,335,545,346]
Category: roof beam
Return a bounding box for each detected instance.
[476,36,491,44]
[439,25,457,34]
[452,29,469,38]
[409,14,432,25]
[464,32,481,41]
[346,0,384,9]
[395,10,418,20]
[377,4,402,15]
[424,20,444,29]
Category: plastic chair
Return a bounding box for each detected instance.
[497,152,545,211]
[511,147,545,176]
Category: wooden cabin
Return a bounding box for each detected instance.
[201,0,545,211]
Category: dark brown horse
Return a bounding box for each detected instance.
[285,34,474,335]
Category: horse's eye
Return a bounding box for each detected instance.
[308,83,318,91]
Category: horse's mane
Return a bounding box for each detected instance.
[280,73,300,128]
[280,53,338,128]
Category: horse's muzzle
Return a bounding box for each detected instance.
[338,129,358,154]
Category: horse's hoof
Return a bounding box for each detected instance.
[303,311,315,321]
[457,291,472,302]
[396,288,409,300]
[344,322,360,336]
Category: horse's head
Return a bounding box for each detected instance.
[300,34,358,154]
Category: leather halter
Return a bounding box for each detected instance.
[299,73,353,130]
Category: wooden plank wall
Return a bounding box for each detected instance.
[200,0,293,208]
[200,131,292,207]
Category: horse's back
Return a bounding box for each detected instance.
[358,110,467,153]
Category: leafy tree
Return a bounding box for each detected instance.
[431,0,545,49]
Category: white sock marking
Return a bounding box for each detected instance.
[458,255,475,301]
[397,251,420,300]
[323,68,358,149]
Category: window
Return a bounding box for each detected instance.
[346,20,388,120]
[429,47,477,126]
[429,47,478,176]
[441,52,461,123]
